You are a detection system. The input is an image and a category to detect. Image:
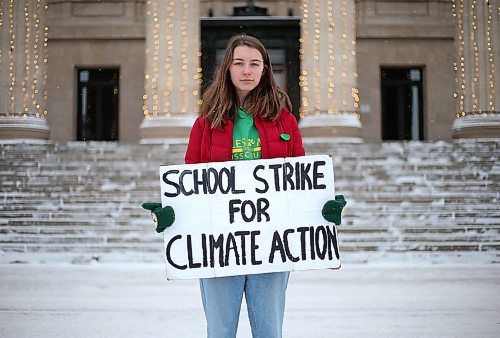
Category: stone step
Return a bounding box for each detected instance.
[2,188,497,199]
[3,234,494,248]
[2,208,497,219]
[1,140,498,260]
[0,243,163,253]
[2,173,496,185]
[2,241,498,255]
[2,217,498,229]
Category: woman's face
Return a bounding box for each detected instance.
[229,45,265,103]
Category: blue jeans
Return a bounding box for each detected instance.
[199,272,290,338]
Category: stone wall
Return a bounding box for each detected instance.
[46,0,145,142]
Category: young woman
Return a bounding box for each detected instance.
[184,34,305,338]
[143,34,345,338]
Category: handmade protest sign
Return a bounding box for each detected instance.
[159,154,340,280]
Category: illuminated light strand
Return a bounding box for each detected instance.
[32,1,41,117]
[143,0,200,119]
[453,0,498,118]
[299,1,309,116]
[144,0,158,117]
[350,0,359,116]
[163,0,173,115]
[142,0,152,117]
[451,0,459,117]
[2,0,47,119]
[313,0,321,114]
[188,0,199,113]
[326,0,335,107]
[470,0,479,111]
[152,0,159,117]
[340,0,348,111]
[180,0,188,114]
[299,0,358,119]
[33,0,45,118]
[7,0,15,116]
[0,0,3,84]
[195,0,202,109]
[485,1,495,112]
[451,1,459,114]
[194,52,202,106]
[458,0,466,116]
[31,0,42,118]
[453,0,467,117]
[23,0,31,117]
[41,1,48,118]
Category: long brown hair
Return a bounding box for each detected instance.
[200,34,292,129]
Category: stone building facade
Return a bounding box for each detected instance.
[1,0,498,142]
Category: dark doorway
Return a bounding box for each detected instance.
[381,67,424,140]
[77,68,119,141]
[201,16,300,118]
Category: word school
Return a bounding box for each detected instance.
[162,160,327,197]
[159,155,340,279]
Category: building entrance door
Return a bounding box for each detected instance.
[381,67,424,141]
[201,16,300,118]
[77,68,119,141]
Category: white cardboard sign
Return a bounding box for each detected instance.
[159,155,340,280]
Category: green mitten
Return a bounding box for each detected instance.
[322,195,347,225]
[141,202,175,233]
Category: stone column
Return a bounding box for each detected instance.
[139,0,200,143]
[0,0,50,140]
[451,0,500,138]
[298,0,362,142]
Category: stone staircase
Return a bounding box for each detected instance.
[0,140,499,264]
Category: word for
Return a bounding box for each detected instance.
[228,198,270,224]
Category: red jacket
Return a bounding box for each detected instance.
[185,108,305,164]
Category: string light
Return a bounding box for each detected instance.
[349,0,359,114]
[485,1,495,112]
[33,1,41,118]
[180,0,188,114]
[299,0,359,119]
[163,0,172,116]
[313,0,320,114]
[471,0,478,111]
[42,2,48,117]
[340,0,348,112]
[7,0,15,116]
[453,0,498,119]
[142,0,151,117]
[452,0,465,117]
[23,0,31,117]
[0,1,3,82]
[152,0,159,116]
[1,0,48,119]
[298,1,309,115]
[326,0,335,109]
[143,0,199,120]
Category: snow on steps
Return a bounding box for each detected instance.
[0,140,499,264]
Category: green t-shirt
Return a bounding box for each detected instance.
[232,107,261,161]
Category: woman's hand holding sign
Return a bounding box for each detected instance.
[142,202,175,233]
[322,195,347,225]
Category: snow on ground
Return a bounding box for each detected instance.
[1,260,499,338]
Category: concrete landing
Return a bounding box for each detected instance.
[1,263,499,338]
